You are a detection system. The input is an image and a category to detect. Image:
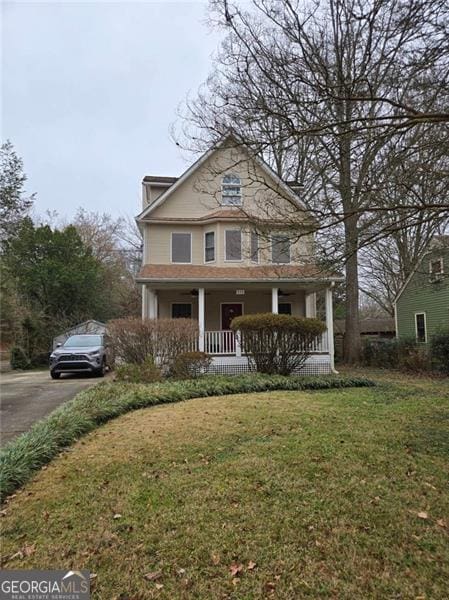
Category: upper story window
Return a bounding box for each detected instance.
[250,231,259,263]
[429,257,444,281]
[225,229,242,261]
[205,231,215,263]
[171,232,191,263]
[222,174,242,206]
[272,233,291,264]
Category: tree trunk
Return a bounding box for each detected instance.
[344,214,361,363]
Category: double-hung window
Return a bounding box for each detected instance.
[222,174,242,206]
[429,258,443,281]
[225,229,242,261]
[172,303,192,319]
[205,231,215,262]
[250,231,259,263]
[278,303,292,315]
[171,233,191,263]
[272,233,291,264]
[415,313,427,343]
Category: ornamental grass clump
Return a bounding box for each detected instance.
[231,313,327,375]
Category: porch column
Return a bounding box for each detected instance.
[148,289,157,319]
[271,287,279,314]
[325,284,335,371]
[305,292,317,318]
[141,285,149,320]
[198,287,205,352]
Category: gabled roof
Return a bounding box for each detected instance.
[137,131,308,221]
[394,235,449,305]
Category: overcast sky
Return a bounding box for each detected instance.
[2,1,222,220]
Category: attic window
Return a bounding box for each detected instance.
[222,174,242,206]
[430,258,443,281]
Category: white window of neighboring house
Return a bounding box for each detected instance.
[171,303,192,319]
[415,312,427,343]
[225,229,242,261]
[429,257,444,280]
[250,231,259,263]
[222,174,242,206]
[272,233,291,264]
[205,231,215,263]
[171,232,191,263]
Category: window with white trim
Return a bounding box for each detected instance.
[250,231,259,263]
[225,229,242,261]
[171,233,191,263]
[205,231,215,262]
[222,174,242,206]
[272,233,291,264]
[415,313,426,343]
[172,303,192,319]
[430,257,444,281]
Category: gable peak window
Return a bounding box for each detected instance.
[222,174,242,206]
[171,232,191,264]
[430,257,444,281]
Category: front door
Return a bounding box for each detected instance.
[221,303,243,330]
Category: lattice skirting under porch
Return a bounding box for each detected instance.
[207,355,332,376]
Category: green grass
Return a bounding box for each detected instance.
[1,372,448,599]
[0,374,373,501]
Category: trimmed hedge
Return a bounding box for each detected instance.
[0,374,375,502]
[231,313,327,375]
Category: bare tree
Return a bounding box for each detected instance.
[178,0,449,362]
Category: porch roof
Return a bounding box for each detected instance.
[136,263,342,284]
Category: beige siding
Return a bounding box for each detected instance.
[144,222,314,267]
[148,144,304,222]
[157,289,306,327]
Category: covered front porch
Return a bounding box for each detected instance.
[141,282,335,375]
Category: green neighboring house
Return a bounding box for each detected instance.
[395,236,449,343]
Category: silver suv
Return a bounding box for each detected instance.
[49,334,111,379]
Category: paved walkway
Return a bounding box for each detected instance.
[0,370,108,446]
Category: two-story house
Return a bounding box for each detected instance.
[395,235,449,343]
[136,133,342,374]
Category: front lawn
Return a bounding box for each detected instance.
[1,372,448,599]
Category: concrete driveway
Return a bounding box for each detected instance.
[0,370,108,446]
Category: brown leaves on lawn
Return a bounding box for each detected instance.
[0,543,36,567]
[229,563,244,577]
[417,511,429,520]
[143,571,162,582]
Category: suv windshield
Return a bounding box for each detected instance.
[64,335,102,347]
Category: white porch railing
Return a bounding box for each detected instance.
[205,330,236,355]
[203,330,329,355]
